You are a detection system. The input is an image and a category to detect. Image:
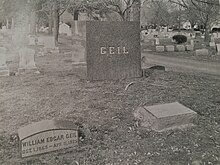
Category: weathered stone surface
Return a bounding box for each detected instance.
[195,49,209,56]
[134,102,197,132]
[186,45,194,51]
[86,21,142,80]
[0,47,9,76]
[176,45,185,52]
[18,120,78,158]
[166,45,174,52]
[156,46,165,52]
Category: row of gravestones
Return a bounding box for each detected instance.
[152,39,194,52]
[145,37,220,55]
[0,45,39,76]
[0,34,61,76]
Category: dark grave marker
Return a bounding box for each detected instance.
[18,120,78,158]
[86,21,142,80]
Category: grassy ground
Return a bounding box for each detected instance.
[1,48,220,164]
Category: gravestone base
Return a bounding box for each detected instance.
[0,66,9,76]
[134,102,197,132]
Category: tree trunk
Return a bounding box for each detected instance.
[48,9,53,35]
[54,0,59,45]
[132,0,141,22]
[204,24,210,42]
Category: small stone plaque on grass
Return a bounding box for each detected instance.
[18,120,78,158]
[134,102,197,132]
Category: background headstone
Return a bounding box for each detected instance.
[217,44,220,55]
[59,23,71,36]
[156,46,165,52]
[72,40,86,65]
[0,47,9,76]
[166,45,174,52]
[186,45,194,51]
[86,21,142,80]
[155,38,160,45]
[176,45,185,52]
[196,49,209,56]
[18,47,38,74]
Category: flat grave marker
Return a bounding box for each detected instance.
[86,21,142,80]
[18,120,78,158]
[134,102,197,132]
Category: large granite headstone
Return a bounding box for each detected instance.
[18,120,78,158]
[0,47,9,76]
[134,102,197,132]
[86,21,142,80]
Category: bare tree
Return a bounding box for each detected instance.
[168,0,220,41]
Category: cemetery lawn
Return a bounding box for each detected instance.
[1,52,220,165]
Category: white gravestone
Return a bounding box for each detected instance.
[59,23,71,37]
[18,47,38,74]
[217,44,220,55]
[155,38,160,45]
[0,47,9,76]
